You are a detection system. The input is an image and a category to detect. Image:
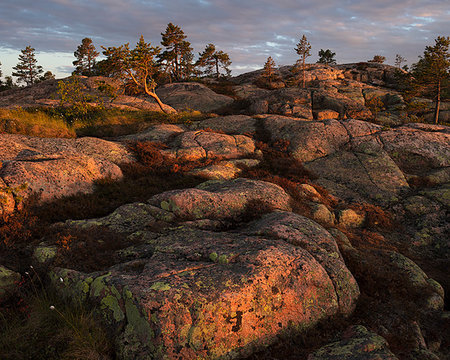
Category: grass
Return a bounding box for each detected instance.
[0,107,211,139]
[0,273,113,360]
[0,108,76,138]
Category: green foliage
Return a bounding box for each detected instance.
[317,49,336,65]
[159,23,194,82]
[55,76,103,125]
[411,36,449,124]
[196,43,231,79]
[262,56,277,82]
[368,55,386,63]
[73,38,99,76]
[365,95,385,121]
[12,46,43,86]
[102,35,168,112]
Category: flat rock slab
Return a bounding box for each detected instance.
[0,134,132,212]
[156,82,234,112]
[52,211,359,359]
[1,154,123,202]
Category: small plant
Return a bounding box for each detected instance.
[365,95,385,121]
[56,76,103,125]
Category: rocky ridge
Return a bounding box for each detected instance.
[0,64,449,360]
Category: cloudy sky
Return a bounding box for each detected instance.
[0,0,448,79]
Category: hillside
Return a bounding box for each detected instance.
[0,63,449,360]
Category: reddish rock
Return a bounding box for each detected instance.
[162,130,255,161]
[1,154,123,202]
[156,82,234,112]
[52,211,358,359]
[149,178,292,220]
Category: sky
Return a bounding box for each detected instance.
[0,0,449,79]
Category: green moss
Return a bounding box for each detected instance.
[33,245,57,264]
[150,282,171,291]
[218,255,229,264]
[101,295,125,322]
[209,252,218,262]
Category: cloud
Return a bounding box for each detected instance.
[0,0,448,77]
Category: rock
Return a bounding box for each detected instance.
[149,178,292,221]
[156,82,234,112]
[0,265,21,302]
[314,109,340,120]
[311,203,336,226]
[261,116,349,162]
[337,209,365,228]
[0,134,134,164]
[247,88,313,119]
[1,154,123,203]
[66,202,175,233]
[33,244,58,264]
[51,210,359,359]
[0,134,134,211]
[313,88,371,120]
[189,115,258,135]
[244,211,360,314]
[379,125,450,175]
[188,159,260,180]
[119,123,186,143]
[307,325,398,360]
[162,130,255,161]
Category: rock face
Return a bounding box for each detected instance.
[308,325,399,360]
[51,179,359,360]
[0,134,133,212]
[156,82,234,112]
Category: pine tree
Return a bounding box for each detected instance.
[0,61,2,79]
[317,49,336,65]
[262,56,277,85]
[12,46,43,86]
[102,35,167,112]
[73,38,99,76]
[412,36,450,124]
[294,35,311,88]
[368,55,386,63]
[196,44,231,79]
[159,23,193,81]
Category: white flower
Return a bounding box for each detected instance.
[50,305,55,310]
[59,277,64,282]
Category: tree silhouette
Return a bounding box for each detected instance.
[196,44,231,79]
[73,38,99,76]
[368,55,386,63]
[294,35,311,88]
[412,36,450,124]
[102,35,168,112]
[394,54,406,68]
[0,61,2,79]
[317,49,336,65]
[12,46,43,86]
[159,23,193,82]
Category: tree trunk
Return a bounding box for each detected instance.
[302,57,306,88]
[434,79,441,125]
[215,58,219,79]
